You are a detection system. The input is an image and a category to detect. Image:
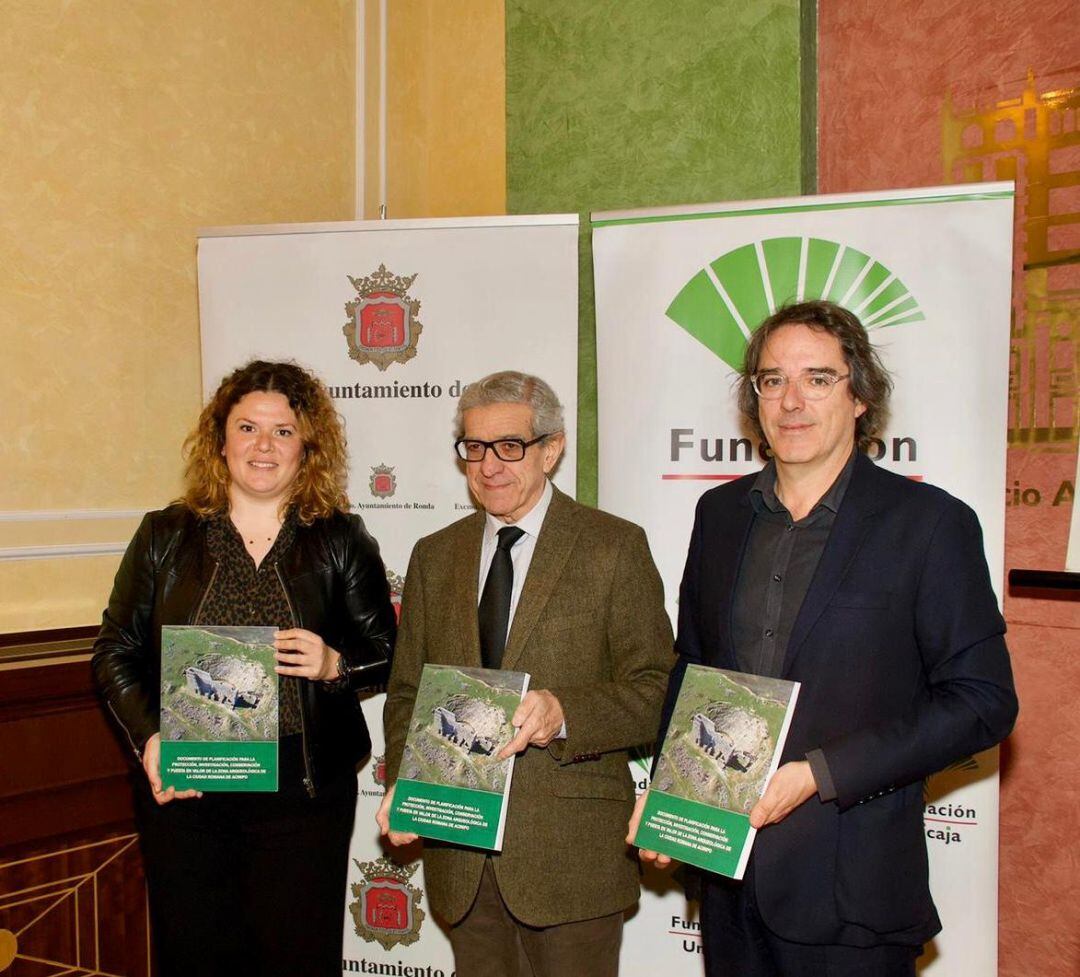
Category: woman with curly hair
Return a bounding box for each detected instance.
[93,360,396,977]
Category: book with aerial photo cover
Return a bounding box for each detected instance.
[633,664,799,879]
[159,625,279,792]
[389,664,530,851]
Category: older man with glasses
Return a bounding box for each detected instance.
[378,370,673,977]
[630,300,1018,977]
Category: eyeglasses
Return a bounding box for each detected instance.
[751,371,851,401]
[454,435,549,463]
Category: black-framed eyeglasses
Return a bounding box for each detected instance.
[751,371,851,401]
[454,435,548,463]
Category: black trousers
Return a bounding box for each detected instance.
[135,737,357,977]
[701,864,920,977]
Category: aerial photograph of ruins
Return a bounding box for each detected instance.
[160,626,278,743]
[399,666,527,794]
[651,667,796,815]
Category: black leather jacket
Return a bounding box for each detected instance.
[92,504,396,796]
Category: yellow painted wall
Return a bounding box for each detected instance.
[362,0,505,218]
[0,1,356,632]
[362,0,383,219]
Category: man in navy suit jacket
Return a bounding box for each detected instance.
[629,300,1017,976]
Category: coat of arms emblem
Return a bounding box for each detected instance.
[370,463,396,498]
[386,569,405,625]
[343,264,423,370]
[349,857,425,949]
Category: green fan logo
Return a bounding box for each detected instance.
[666,237,924,371]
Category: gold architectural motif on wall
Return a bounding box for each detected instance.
[943,70,1079,447]
[0,835,148,976]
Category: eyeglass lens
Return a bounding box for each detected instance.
[458,439,526,462]
[754,373,845,400]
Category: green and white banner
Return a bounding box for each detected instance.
[593,184,1013,976]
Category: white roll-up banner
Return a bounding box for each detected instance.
[593,184,1013,977]
[197,214,579,976]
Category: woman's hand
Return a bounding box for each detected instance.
[274,628,340,682]
[142,733,202,806]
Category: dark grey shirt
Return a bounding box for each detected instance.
[732,451,857,800]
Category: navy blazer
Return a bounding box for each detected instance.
[662,454,1017,946]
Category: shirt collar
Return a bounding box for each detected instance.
[484,478,553,544]
[750,449,857,517]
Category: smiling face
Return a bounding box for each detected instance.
[222,391,304,509]
[462,402,564,523]
[757,324,865,477]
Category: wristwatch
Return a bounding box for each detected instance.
[318,652,350,691]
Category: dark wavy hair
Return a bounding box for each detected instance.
[180,360,349,523]
[737,300,893,451]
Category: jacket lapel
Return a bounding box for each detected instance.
[782,454,883,676]
[456,513,486,666]
[713,486,756,669]
[500,487,579,672]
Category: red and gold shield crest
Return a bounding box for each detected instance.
[370,463,396,498]
[343,265,423,370]
[349,857,425,950]
[363,877,412,931]
[386,569,405,625]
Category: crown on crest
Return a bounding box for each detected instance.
[348,264,417,297]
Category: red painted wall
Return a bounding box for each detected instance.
[818,2,1079,974]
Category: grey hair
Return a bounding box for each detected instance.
[454,371,565,438]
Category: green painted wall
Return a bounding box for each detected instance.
[506,0,808,504]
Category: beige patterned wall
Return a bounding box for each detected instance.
[360,0,505,219]
[0,1,357,632]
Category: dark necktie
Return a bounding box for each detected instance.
[478,526,525,669]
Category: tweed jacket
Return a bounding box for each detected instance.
[384,485,674,927]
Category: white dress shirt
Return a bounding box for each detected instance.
[477,480,565,737]
[477,478,553,628]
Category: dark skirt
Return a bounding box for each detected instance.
[135,735,357,977]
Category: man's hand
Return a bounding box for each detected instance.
[375,784,419,847]
[142,733,202,806]
[749,760,818,829]
[626,792,676,868]
[498,690,565,758]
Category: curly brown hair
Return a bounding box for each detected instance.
[737,300,893,451]
[181,360,349,524]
